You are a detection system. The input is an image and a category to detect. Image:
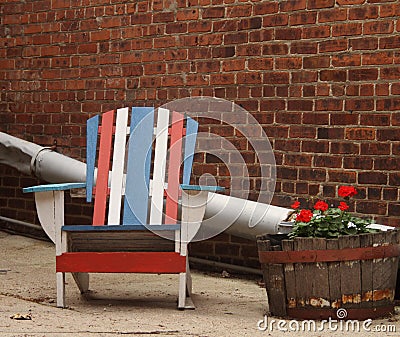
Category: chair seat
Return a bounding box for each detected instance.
[66,230,176,253]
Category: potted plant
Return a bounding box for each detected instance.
[257,186,400,320]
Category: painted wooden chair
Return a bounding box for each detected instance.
[23,107,223,309]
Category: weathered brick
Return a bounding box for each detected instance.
[349,68,378,81]
[319,39,348,53]
[333,23,362,36]
[202,7,225,19]
[379,36,400,49]
[345,127,376,140]
[307,0,334,9]
[303,56,330,69]
[348,6,379,20]
[289,12,317,26]
[329,171,357,183]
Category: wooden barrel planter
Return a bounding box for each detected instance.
[257,230,400,320]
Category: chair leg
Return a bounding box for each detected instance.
[178,271,195,310]
[186,260,192,297]
[56,272,66,308]
[178,272,187,309]
[72,272,89,293]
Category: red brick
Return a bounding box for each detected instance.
[221,59,245,72]
[210,74,235,85]
[292,71,318,83]
[332,54,361,67]
[319,39,348,53]
[153,36,175,48]
[166,22,187,34]
[376,98,400,111]
[356,201,387,215]
[315,99,343,111]
[380,66,400,80]
[263,14,288,27]
[362,51,393,65]
[212,46,235,58]
[224,32,247,45]
[238,17,262,30]
[358,172,388,185]
[302,141,329,153]
[262,44,289,55]
[345,99,375,111]
[284,154,312,167]
[249,29,273,43]
[176,9,199,21]
[289,125,316,138]
[349,68,378,81]
[275,27,301,40]
[329,171,357,184]
[290,41,317,54]
[237,73,262,84]
[318,8,347,22]
[350,37,378,50]
[345,127,376,140]
[303,56,330,69]
[289,12,317,25]
[280,0,307,11]
[202,7,224,18]
[90,30,110,41]
[188,21,212,33]
[275,57,302,69]
[152,11,174,23]
[333,23,362,36]
[248,58,273,70]
[254,2,278,15]
[380,36,400,49]
[260,99,286,111]
[320,70,347,82]
[348,6,379,20]
[375,158,400,171]
[307,0,335,9]
[364,20,394,35]
[344,157,373,170]
[263,72,290,84]
[302,26,330,39]
[377,129,400,141]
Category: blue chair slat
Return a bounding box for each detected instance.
[123,107,154,226]
[86,115,99,202]
[182,116,198,185]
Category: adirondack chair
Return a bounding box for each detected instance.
[23,107,223,309]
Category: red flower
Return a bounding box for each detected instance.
[314,200,329,212]
[296,209,313,223]
[338,201,349,211]
[291,201,300,209]
[338,186,358,198]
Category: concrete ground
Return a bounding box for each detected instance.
[0,231,399,337]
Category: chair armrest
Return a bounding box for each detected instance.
[23,182,86,193]
[180,184,225,192]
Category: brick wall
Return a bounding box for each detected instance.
[1,0,399,268]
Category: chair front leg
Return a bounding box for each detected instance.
[54,190,66,308]
[180,190,209,254]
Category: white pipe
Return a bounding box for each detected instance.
[0,132,292,240]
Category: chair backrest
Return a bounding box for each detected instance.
[85,107,198,227]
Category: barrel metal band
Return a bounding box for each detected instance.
[258,244,400,264]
